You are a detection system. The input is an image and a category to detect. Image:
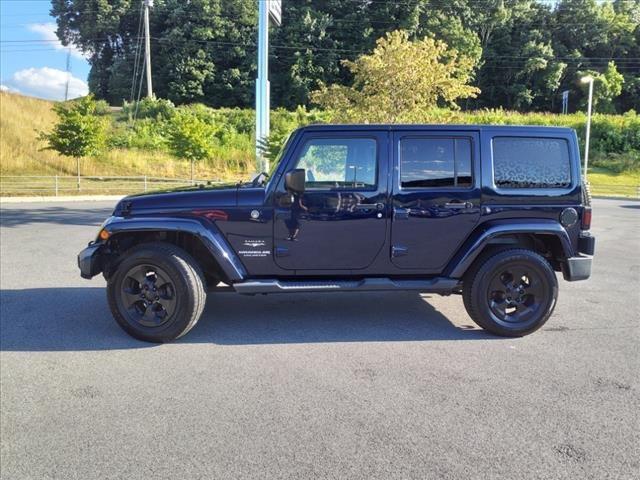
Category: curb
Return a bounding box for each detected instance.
[0,195,125,204]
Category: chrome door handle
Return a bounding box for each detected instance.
[444,201,473,209]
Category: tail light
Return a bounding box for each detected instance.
[581,207,592,230]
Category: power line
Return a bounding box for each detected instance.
[4,35,638,63]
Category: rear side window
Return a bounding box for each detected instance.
[400,137,472,188]
[492,137,571,189]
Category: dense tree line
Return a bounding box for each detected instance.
[52,0,640,113]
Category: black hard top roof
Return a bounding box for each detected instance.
[300,124,574,134]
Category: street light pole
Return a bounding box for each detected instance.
[581,76,594,180]
[255,0,270,173]
[255,1,282,174]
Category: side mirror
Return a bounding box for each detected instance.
[285,169,305,193]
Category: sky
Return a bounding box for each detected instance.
[1,0,91,100]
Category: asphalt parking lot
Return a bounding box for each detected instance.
[0,198,638,479]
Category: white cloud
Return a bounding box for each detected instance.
[7,67,88,100]
[0,84,21,94]
[27,23,87,59]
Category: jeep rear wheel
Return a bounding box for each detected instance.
[463,249,558,337]
[107,242,206,343]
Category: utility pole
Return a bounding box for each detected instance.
[143,0,153,98]
[64,48,71,101]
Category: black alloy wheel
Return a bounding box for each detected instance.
[118,264,177,328]
[463,249,558,337]
[107,242,206,343]
[486,263,547,327]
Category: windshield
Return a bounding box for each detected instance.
[242,131,296,188]
[246,131,295,188]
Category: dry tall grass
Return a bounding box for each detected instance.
[0,92,66,175]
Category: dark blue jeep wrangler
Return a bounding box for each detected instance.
[79,125,595,342]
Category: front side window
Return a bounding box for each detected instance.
[492,137,572,189]
[294,138,377,189]
[400,137,472,188]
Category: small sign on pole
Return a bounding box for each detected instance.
[268,0,282,26]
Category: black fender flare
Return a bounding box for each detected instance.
[102,216,247,282]
[445,221,574,279]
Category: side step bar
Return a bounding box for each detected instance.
[233,277,460,295]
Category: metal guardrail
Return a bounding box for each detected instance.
[0,176,223,196]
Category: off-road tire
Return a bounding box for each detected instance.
[463,248,558,337]
[107,242,206,343]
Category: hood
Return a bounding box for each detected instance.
[114,183,239,215]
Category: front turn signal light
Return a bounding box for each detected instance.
[98,229,110,241]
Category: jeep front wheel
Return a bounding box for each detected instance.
[107,242,206,343]
[463,249,558,337]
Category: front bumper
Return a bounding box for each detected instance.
[78,242,104,279]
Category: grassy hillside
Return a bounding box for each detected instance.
[1,91,638,196]
[0,92,245,181]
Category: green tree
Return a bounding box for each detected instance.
[40,95,107,191]
[51,0,256,107]
[167,110,217,181]
[551,0,639,113]
[311,31,480,122]
[271,0,378,109]
[50,0,640,111]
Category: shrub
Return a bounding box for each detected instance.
[122,97,176,121]
[93,99,112,116]
[40,94,108,159]
[108,119,170,151]
[167,110,218,180]
[39,94,109,185]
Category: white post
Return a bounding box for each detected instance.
[255,0,270,173]
[581,76,594,180]
[143,0,154,99]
